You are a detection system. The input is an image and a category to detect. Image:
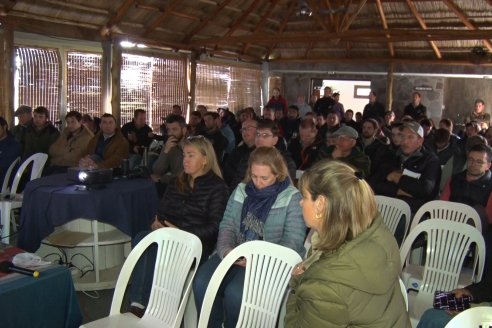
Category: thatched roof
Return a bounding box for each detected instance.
[2,0,492,65]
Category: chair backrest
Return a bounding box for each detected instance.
[411,200,482,232]
[109,228,202,328]
[10,153,48,194]
[400,220,485,319]
[399,278,408,311]
[1,157,20,193]
[375,195,411,239]
[197,241,302,328]
[445,306,492,328]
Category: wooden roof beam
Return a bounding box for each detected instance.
[442,0,492,52]
[142,0,181,37]
[193,28,492,45]
[324,0,336,30]
[182,0,233,44]
[102,0,135,34]
[0,0,18,16]
[406,0,441,59]
[242,0,280,54]
[375,0,394,57]
[340,0,367,32]
[264,0,297,59]
[224,0,261,38]
[305,0,329,31]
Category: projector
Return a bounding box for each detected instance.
[67,167,113,185]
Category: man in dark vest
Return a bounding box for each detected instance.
[441,143,492,233]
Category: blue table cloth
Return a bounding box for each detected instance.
[0,265,82,328]
[18,174,159,252]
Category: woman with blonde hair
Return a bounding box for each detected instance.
[285,160,410,327]
[193,146,307,328]
[128,136,229,317]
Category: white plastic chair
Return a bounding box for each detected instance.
[410,200,482,232]
[399,278,408,312]
[197,241,302,328]
[1,157,20,193]
[0,153,48,243]
[445,306,492,328]
[375,195,411,240]
[400,220,485,326]
[81,228,202,328]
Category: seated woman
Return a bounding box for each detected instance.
[129,136,229,317]
[285,160,410,327]
[193,146,306,328]
[48,111,93,174]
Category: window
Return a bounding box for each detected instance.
[15,47,60,122]
[67,51,102,118]
[121,54,187,131]
[195,62,261,113]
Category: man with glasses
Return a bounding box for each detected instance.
[255,119,297,181]
[223,119,257,190]
[441,143,492,231]
[370,121,440,213]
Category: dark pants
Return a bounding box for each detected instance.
[193,254,245,328]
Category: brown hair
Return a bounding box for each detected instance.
[243,146,290,184]
[299,160,377,251]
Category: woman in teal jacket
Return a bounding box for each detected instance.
[286,160,410,327]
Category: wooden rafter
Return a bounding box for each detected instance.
[305,0,329,31]
[0,0,18,16]
[405,0,441,59]
[340,0,367,32]
[304,42,315,58]
[324,0,335,29]
[103,0,135,32]
[264,0,298,60]
[224,0,261,38]
[242,0,280,54]
[442,0,492,52]
[142,0,181,37]
[182,0,234,44]
[375,0,394,57]
[193,28,492,45]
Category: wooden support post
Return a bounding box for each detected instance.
[111,41,122,125]
[386,62,394,111]
[1,25,15,125]
[101,40,112,116]
[189,52,197,119]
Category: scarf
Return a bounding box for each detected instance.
[239,179,290,243]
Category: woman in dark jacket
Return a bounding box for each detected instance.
[129,136,229,317]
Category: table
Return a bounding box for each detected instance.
[0,248,82,328]
[18,173,159,252]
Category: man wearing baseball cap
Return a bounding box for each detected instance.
[370,120,440,213]
[11,105,33,146]
[319,125,370,177]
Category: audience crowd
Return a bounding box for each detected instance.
[3,90,492,327]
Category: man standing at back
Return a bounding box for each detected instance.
[22,106,60,159]
[465,99,490,130]
[313,87,335,116]
[362,91,385,122]
[404,92,427,120]
[79,113,129,169]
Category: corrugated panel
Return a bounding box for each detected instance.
[16,46,60,122]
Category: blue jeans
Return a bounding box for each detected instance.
[193,254,245,328]
[129,231,154,306]
[417,309,453,328]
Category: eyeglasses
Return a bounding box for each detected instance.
[467,157,488,165]
[256,133,273,138]
[187,135,205,140]
[240,126,257,132]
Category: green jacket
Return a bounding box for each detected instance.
[285,217,410,328]
[318,145,371,178]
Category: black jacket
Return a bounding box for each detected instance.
[223,143,254,190]
[158,171,229,256]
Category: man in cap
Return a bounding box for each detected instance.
[319,125,370,178]
[11,105,33,147]
[370,120,441,213]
